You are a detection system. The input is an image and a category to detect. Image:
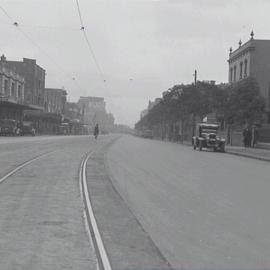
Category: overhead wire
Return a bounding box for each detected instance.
[74,0,131,125]
[75,0,107,84]
[0,4,84,94]
[1,2,130,125]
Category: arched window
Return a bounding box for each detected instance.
[230,67,233,82]
[233,65,237,82]
[240,62,243,79]
[244,59,248,77]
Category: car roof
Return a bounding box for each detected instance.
[199,123,219,128]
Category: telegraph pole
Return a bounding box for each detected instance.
[194,69,197,85]
[192,69,197,137]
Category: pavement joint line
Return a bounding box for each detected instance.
[79,151,112,270]
[0,150,57,184]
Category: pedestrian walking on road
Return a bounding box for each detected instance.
[94,123,99,140]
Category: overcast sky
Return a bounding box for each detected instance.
[1,0,270,126]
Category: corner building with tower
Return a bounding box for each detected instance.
[228,31,270,123]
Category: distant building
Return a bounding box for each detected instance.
[64,102,82,122]
[6,57,45,110]
[228,31,270,123]
[44,88,67,115]
[77,96,114,132]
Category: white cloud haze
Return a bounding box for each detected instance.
[1,0,270,126]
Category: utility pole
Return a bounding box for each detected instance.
[194,69,197,85]
[192,69,197,137]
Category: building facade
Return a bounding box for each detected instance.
[228,32,270,123]
[0,55,25,103]
[0,55,26,121]
[6,57,45,110]
[44,88,67,115]
[77,96,114,132]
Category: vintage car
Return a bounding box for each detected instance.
[0,119,20,136]
[56,123,70,135]
[19,121,36,136]
[192,123,225,152]
[141,129,153,139]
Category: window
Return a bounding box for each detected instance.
[233,65,237,82]
[244,59,248,77]
[18,85,21,97]
[269,83,270,110]
[11,82,15,96]
[240,62,243,79]
[230,68,233,82]
[4,80,8,95]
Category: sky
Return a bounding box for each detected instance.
[1,0,270,126]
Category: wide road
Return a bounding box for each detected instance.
[1,134,270,269]
[106,135,270,269]
[0,135,104,270]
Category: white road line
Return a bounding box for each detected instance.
[0,151,55,184]
[80,152,112,270]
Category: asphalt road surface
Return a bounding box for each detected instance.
[107,135,270,269]
[0,135,100,270]
[1,135,270,269]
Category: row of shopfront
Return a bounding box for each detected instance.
[0,99,88,136]
[0,55,88,136]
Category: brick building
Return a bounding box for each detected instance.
[6,57,45,110]
[44,88,67,115]
[228,31,270,123]
[0,55,28,121]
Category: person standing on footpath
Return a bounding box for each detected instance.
[94,123,99,140]
[251,125,259,147]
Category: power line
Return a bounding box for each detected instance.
[75,0,84,28]
[74,0,132,125]
[75,0,107,84]
[0,4,84,93]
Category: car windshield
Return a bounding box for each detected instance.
[1,2,270,270]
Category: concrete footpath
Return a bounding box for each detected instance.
[225,145,270,162]
[181,140,270,162]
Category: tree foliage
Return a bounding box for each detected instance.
[135,77,266,130]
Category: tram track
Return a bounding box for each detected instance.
[79,151,112,270]
[0,150,56,184]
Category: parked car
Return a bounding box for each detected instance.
[56,123,70,135]
[0,119,20,136]
[141,129,153,139]
[19,121,36,136]
[192,123,225,152]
